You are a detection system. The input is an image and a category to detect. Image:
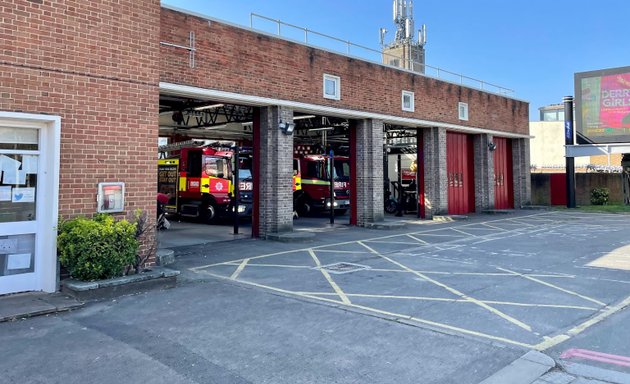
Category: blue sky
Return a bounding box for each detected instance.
[161,0,630,121]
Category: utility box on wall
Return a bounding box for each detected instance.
[97,182,125,213]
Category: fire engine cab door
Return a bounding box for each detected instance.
[0,119,58,295]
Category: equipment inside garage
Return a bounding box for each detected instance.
[157,95,355,241]
[384,124,421,217]
[158,96,256,239]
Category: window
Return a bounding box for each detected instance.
[323,74,341,100]
[458,102,469,121]
[402,91,414,112]
[389,59,400,67]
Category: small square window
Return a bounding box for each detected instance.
[402,91,414,112]
[458,102,469,121]
[323,74,341,100]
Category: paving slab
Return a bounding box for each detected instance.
[0,292,83,322]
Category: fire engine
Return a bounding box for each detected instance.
[293,154,351,215]
[157,142,252,223]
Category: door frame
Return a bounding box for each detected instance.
[0,112,61,293]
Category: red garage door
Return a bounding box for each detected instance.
[493,138,514,209]
[447,132,474,215]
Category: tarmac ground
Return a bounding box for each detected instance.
[2,210,630,383]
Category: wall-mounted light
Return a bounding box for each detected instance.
[488,142,497,151]
[279,121,295,135]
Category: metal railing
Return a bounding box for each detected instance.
[250,13,514,96]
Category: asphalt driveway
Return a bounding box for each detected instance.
[178,210,630,352]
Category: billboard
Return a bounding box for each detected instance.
[575,66,630,144]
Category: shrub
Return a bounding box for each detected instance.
[590,187,609,206]
[58,214,138,281]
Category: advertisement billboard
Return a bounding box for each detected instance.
[575,66,630,144]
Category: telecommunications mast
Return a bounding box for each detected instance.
[381,0,427,73]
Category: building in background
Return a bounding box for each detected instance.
[381,0,427,73]
[530,104,620,173]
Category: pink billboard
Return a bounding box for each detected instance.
[599,73,630,129]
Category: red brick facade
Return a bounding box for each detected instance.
[160,8,529,136]
[1,0,160,222]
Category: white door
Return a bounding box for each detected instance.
[0,114,60,295]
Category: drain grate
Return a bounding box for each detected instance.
[317,262,370,274]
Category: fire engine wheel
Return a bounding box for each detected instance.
[296,200,311,216]
[204,203,217,224]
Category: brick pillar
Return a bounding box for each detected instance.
[354,119,385,226]
[474,134,495,211]
[258,106,294,237]
[423,127,448,218]
[512,138,531,207]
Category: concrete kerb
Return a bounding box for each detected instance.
[61,267,180,301]
[559,361,630,384]
[478,350,555,384]
[265,231,316,242]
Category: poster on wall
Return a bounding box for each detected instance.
[11,187,35,203]
[0,186,10,201]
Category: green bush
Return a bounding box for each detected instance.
[58,214,138,281]
[590,187,610,206]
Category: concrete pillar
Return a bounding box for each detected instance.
[474,134,495,211]
[423,127,448,218]
[258,106,294,237]
[512,138,531,207]
[354,119,385,226]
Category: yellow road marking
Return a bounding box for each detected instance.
[193,268,535,349]
[296,292,597,310]
[314,250,373,254]
[364,240,422,245]
[534,295,630,351]
[358,241,533,332]
[451,228,477,237]
[308,249,351,305]
[497,267,606,307]
[191,212,554,272]
[406,234,428,244]
[232,263,311,269]
[480,223,509,232]
[230,258,249,280]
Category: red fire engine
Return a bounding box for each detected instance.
[293,154,351,215]
[157,142,253,223]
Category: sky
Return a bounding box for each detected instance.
[161,0,630,121]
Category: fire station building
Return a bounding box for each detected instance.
[0,1,530,295]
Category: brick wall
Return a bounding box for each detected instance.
[354,119,385,226]
[473,134,494,211]
[422,127,448,217]
[257,106,294,236]
[512,139,531,207]
[531,173,624,206]
[160,8,529,136]
[2,0,160,263]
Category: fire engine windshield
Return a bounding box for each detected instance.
[239,169,252,180]
[202,156,230,179]
[333,159,350,180]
